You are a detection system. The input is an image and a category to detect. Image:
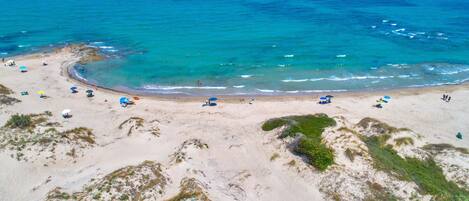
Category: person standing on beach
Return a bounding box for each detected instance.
[447,96,451,102]
[2,58,4,63]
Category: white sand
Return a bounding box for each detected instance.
[0,47,468,201]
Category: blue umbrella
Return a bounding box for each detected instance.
[120,97,129,104]
[208,97,218,101]
[320,96,328,100]
[384,95,391,100]
[70,86,77,90]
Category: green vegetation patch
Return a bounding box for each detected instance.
[4,112,51,130]
[363,135,469,200]
[5,114,32,129]
[262,114,336,171]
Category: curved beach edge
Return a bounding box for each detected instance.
[14,43,469,102]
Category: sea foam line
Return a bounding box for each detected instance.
[142,85,227,90]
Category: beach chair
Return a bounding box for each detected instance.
[70,86,78,93]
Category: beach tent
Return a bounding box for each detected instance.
[70,86,78,93]
[19,66,27,72]
[62,109,71,118]
[86,89,94,97]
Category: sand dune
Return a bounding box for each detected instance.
[0,46,468,200]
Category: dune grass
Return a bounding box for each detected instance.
[363,135,469,200]
[0,84,12,95]
[394,137,414,147]
[5,114,32,129]
[262,114,336,171]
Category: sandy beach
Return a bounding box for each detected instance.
[1,46,468,201]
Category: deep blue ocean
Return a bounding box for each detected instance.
[1,0,469,95]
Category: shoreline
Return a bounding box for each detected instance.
[6,43,469,102]
[62,46,469,102]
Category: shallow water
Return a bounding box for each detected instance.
[2,0,469,95]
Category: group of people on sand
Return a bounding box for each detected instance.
[442,94,452,102]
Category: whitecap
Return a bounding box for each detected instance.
[241,75,252,78]
[281,79,309,83]
[20,30,27,34]
[278,64,286,67]
[391,23,397,26]
[18,44,30,48]
[309,78,327,82]
[143,85,227,90]
[256,89,276,93]
[382,19,389,23]
[233,85,245,88]
[0,52,7,55]
[336,54,347,58]
[284,54,294,58]
[398,75,411,78]
[371,25,377,29]
[99,46,114,49]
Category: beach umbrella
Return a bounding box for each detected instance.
[62,109,71,117]
[320,96,328,100]
[70,86,78,90]
[120,97,129,104]
[19,66,27,72]
[383,95,391,100]
[86,89,93,93]
[37,90,45,95]
[208,97,218,101]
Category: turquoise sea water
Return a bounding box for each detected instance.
[1,0,469,95]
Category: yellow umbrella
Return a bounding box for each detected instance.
[37,90,45,95]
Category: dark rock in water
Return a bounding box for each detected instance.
[66,44,104,65]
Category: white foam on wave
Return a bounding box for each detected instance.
[256,89,276,93]
[18,44,30,48]
[282,79,309,83]
[233,85,245,88]
[282,75,399,83]
[143,85,227,90]
[439,68,469,75]
[0,52,7,55]
[241,75,252,78]
[336,54,347,58]
[99,46,114,49]
[256,89,347,93]
[382,19,389,23]
[397,75,411,78]
[284,54,294,58]
[20,30,27,34]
